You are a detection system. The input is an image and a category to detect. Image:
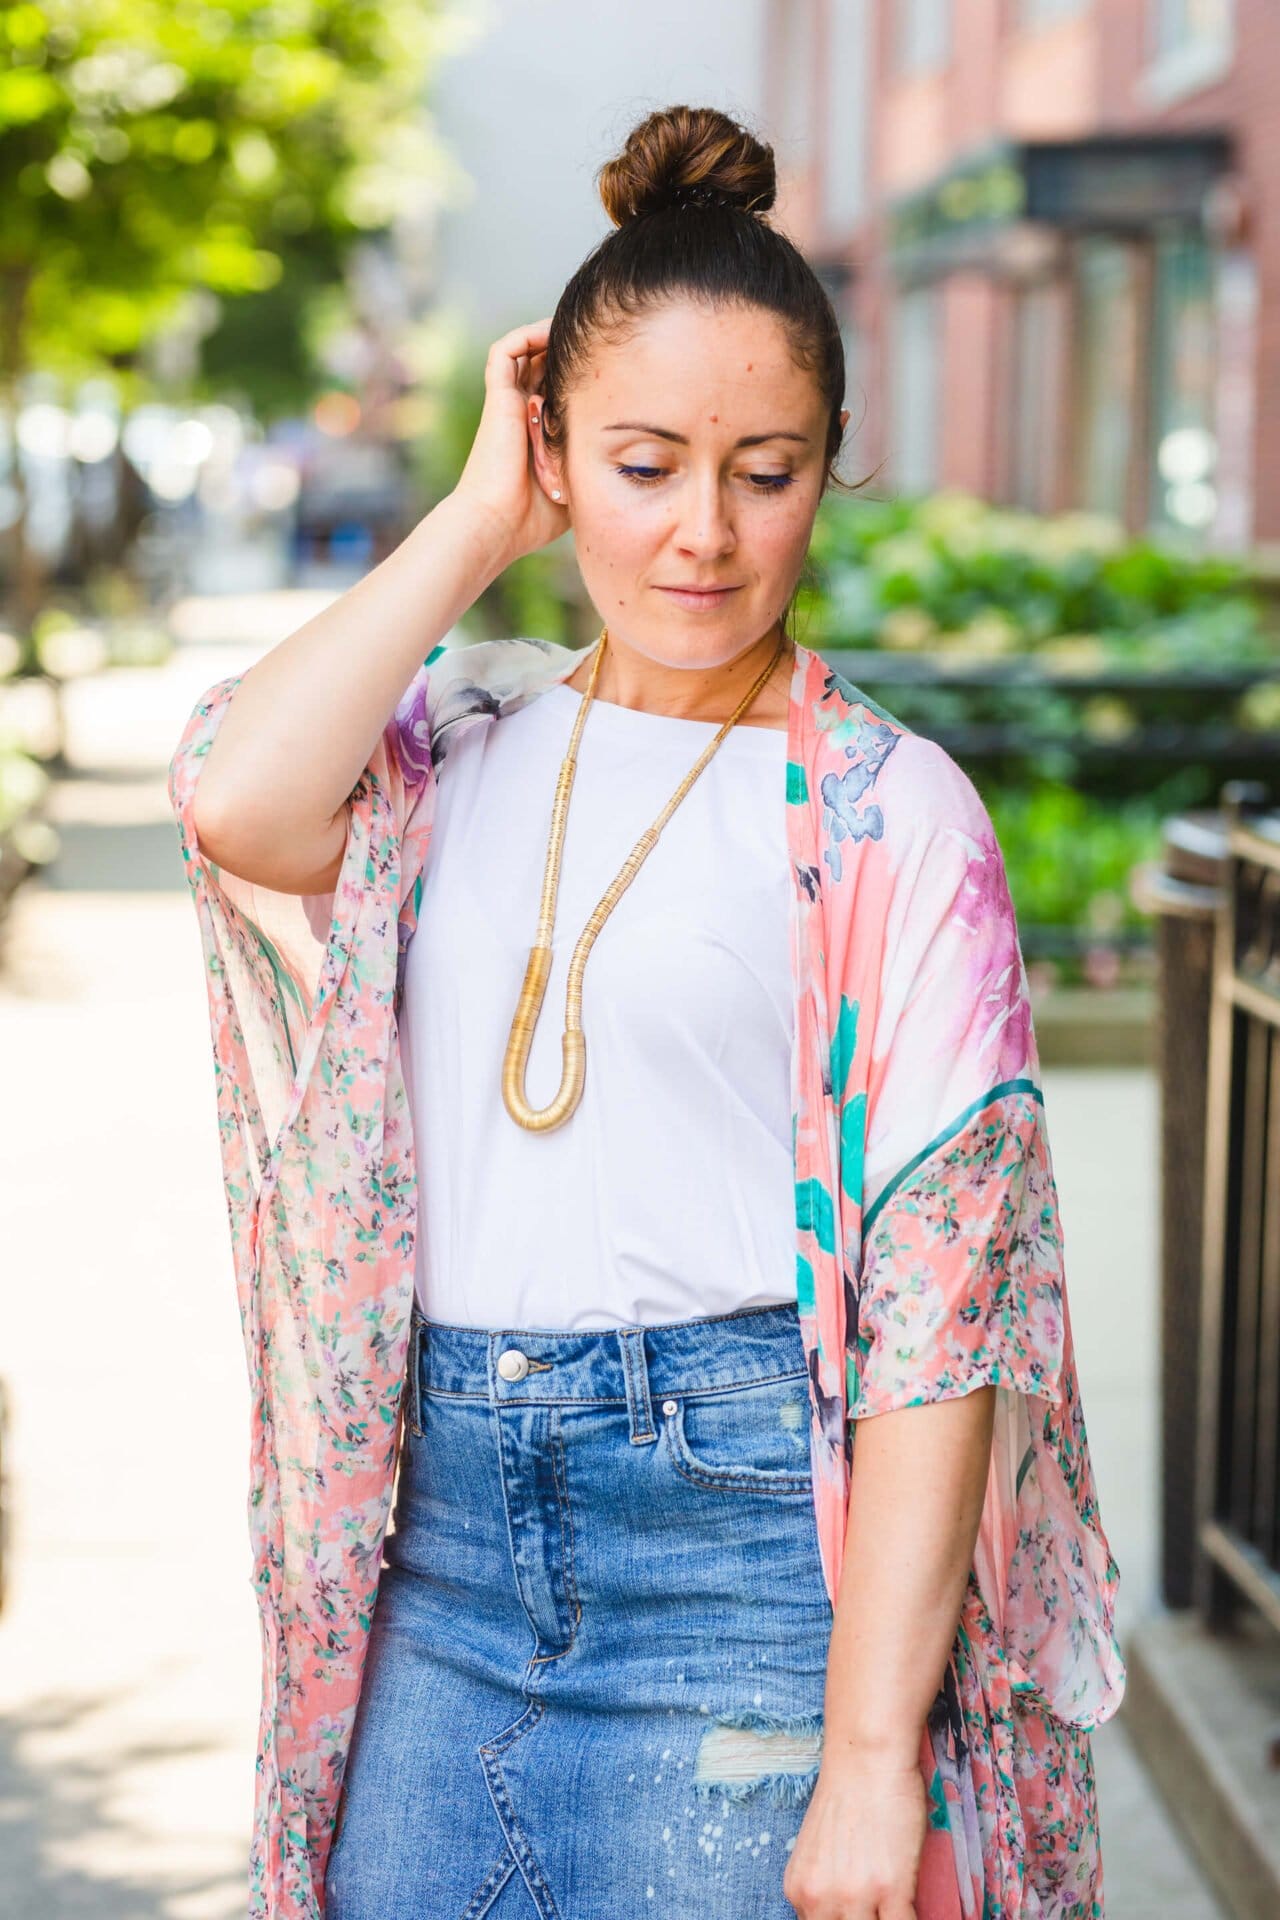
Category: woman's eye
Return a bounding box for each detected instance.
[613,465,794,495]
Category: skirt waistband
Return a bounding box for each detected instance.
[408,1299,806,1412]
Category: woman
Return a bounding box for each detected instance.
[170,106,1125,1920]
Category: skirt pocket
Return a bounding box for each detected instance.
[662,1373,814,1496]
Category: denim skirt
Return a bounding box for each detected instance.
[322,1299,836,1919]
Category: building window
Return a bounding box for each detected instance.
[1151,0,1231,58]
[1017,0,1089,27]
[1072,229,1219,538]
[821,0,866,231]
[1144,0,1233,101]
[1011,282,1066,514]
[1073,238,1139,523]
[896,0,950,74]
[890,285,940,494]
[814,261,856,413]
[1148,230,1217,535]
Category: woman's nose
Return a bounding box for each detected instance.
[673,484,736,556]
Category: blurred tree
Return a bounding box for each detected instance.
[0,0,453,616]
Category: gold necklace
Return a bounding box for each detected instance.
[501,623,790,1132]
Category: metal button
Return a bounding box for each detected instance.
[497,1347,530,1383]
[662,1399,678,1416]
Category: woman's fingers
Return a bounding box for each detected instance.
[487,319,553,391]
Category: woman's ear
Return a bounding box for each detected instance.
[839,407,850,433]
[528,400,567,506]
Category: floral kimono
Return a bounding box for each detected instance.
[168,632,1126,1920]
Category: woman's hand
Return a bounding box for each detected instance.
[452,317,569,568]
[782,1757,926,1920]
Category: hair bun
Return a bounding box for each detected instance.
[597,105,776,228]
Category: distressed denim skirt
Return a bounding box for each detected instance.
[323,1298,836,1919]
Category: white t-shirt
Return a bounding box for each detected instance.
[399,678,795,1329]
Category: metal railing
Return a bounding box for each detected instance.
[1132,815,1227,1607]
[1195,782,1280,1632]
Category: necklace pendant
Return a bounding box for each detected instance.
[502,944,587,1131]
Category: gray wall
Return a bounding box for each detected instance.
[428,0,774,340]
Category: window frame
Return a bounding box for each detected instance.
[1142,0,1234,105]
[895,0,952,77]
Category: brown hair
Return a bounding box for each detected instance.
[540,105,860,501]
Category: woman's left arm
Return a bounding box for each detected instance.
[781,739,1073,1916]
[783,1385,997,1920]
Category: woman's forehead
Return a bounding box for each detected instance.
[569,303,823,431]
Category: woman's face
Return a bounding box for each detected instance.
[534,300,844,673]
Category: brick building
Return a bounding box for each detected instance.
[768,0,1278,549]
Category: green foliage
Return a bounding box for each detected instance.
[198,243,338,419]
[492,545,579,648]
[0,602,171,677]
[806,489,1270,664]
[0,735,46,832]
[409,335,486,506]
[982,783,1162,936]
[0,0,447,396]
[805,491,1279,984]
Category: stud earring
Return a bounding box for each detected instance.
[552,489,562,500]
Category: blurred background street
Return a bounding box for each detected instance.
[4,2,1280,1916]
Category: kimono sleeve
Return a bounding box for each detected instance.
[848,746,1065,1421]
[166,652,437,1169]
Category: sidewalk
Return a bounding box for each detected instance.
[0,623,1228,1917]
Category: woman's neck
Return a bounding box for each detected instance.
[564,629,793,730]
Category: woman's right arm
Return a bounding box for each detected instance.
[192,319,564,895]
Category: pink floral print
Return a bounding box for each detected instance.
[169,634,1125,1918]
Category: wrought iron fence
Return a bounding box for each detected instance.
[1132,814,1226,1607]
[1195,782,1280,1633]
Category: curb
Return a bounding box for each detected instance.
[1120,1610,1280,1920]
[1032,985,1154,1067]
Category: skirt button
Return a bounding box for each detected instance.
[497,1348,530,1382]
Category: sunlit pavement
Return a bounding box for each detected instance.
[0,598,1227,1916]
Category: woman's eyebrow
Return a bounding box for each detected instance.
[601,421,811,448]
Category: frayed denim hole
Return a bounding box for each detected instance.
[693,1710,824,1806]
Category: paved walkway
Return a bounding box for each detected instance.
[0,629,1227,1916]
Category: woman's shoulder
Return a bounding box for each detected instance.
[401,636,577,774]
[880,727,994,847]
[803,646,996,857]
[424,633,575,703]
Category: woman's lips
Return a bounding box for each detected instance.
[655,585,741,610]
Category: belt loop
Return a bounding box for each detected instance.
[406,1308,424,1437]
[616,1325,656,1446]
